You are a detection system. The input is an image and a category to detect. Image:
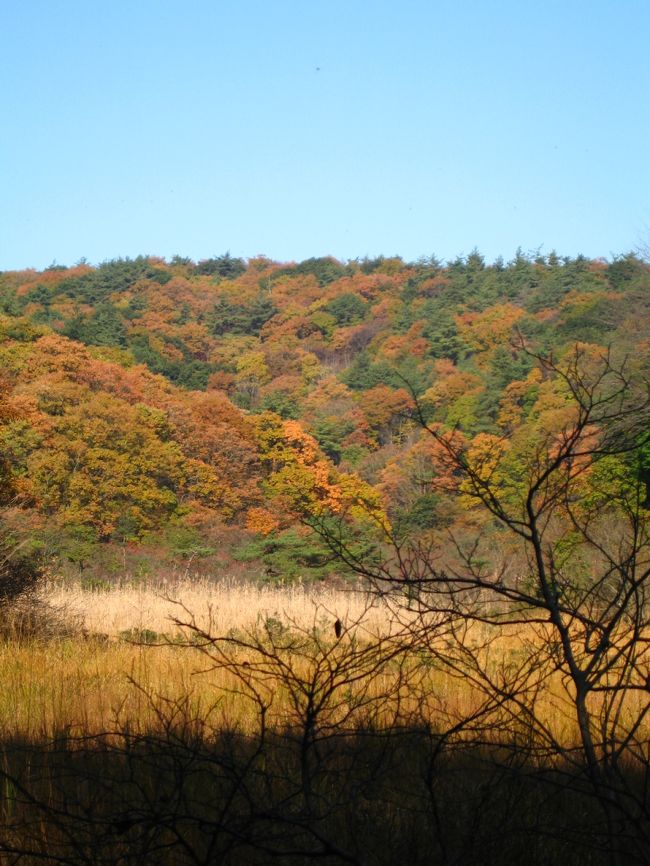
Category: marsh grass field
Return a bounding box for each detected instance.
[0,578,443,739]
[6,578,639,738]
[0,578,397,739]
[0,579,559,735]
[0,578,645,865]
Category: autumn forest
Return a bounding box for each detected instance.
[0,250,650,864]
[1,250,647,580]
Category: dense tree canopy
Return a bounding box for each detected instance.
[1,250,649,578]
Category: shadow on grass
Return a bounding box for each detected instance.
[0,723,637,866]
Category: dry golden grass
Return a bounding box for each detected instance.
[44,577,391,638]
[0,579,641,749]
[0,579,408,739]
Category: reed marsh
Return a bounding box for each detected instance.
[0,578,645,864]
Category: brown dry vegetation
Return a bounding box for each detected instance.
[0,579,642,747]
[0,580,645,865]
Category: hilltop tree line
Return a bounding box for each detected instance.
[0,249,649,579]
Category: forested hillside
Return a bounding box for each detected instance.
[1,251,649,580]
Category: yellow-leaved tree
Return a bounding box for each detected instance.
[238,412,389,582]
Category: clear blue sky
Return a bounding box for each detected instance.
[2,0,649,270]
